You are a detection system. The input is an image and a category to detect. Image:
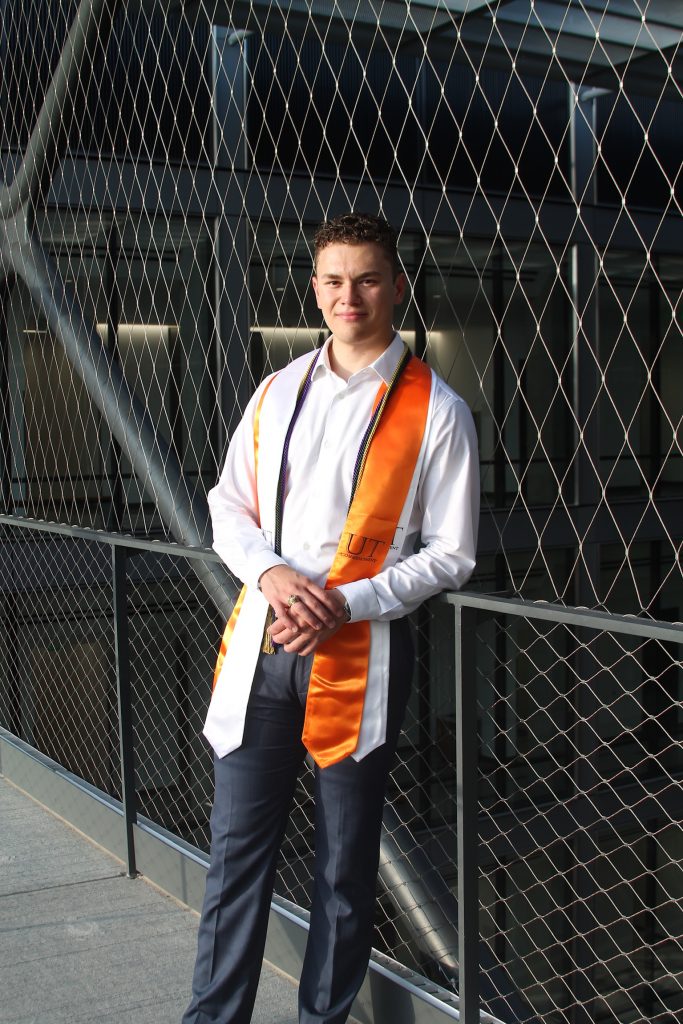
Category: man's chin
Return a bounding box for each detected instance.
[331,324,374,346]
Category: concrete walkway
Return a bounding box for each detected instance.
[0,775,301,1024]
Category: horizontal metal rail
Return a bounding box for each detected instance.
[441,591,683,645]
[0,513,221,562]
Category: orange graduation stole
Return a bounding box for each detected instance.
[213,348,432,768]
[303,354,431,766]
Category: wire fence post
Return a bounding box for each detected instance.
[112,543,137,878]
[454,600,479,1023]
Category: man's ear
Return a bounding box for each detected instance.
[394,272,407,305]
[311,275,321,309]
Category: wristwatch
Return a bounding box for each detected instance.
[341,597,352,622]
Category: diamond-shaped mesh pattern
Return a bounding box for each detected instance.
[0,1,681,1020]
[474,608,683,1023]
[0,524,120,798]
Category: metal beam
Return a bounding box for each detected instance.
[0,221,235,621]
[0,0,118,219]
[26,154,683,256]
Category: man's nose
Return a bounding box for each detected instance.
[340,281,360,304]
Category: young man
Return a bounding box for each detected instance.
[183,213,479,1024]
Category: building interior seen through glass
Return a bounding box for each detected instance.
[250,225,683,505]
[5,211,214,533]
[4,211,681,621]
[250,221,682,622]
[599,251,683,497]
[251,223,575,506]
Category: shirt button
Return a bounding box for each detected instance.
[303,542,310,551]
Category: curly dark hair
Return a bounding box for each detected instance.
[313,213,400,277]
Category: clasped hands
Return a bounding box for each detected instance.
[258,564,347,655]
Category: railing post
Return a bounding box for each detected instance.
[454,600,479,1023]
[112,543,138,878]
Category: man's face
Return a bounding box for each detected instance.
[311,242,406,349]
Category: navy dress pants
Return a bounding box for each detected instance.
[182,620,413,1024]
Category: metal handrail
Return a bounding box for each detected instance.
[2,510,680,1022]
[441,590,683,645]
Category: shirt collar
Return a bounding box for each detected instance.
[314,332,405,384]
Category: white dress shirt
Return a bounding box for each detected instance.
[205,333,479,760]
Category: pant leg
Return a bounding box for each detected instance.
[298,620,414,1024]
[183,650,308,1024]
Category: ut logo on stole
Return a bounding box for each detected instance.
[343,533,386,562]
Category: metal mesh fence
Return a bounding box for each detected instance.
[0,0,682,1020]
[0,525,120,798]
[472,606,683,1023]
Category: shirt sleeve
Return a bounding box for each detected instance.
[207,380,286,589]
[337,389,480,622]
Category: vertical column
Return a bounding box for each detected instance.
[212,27,249,171]
[0,276,13,510]
[568,84,601,1024]
[569,84,601,601]
[112,544,138,878]
[648,257,662,620]
[412,233,427,360]
[212,28,252,451]
[648,256,662,494]
[493,244,506,509]
[0,277,19,738]
[454,601,479,1024]
[413,233,432,820]
[214,215,252,450]
[104,216,124,531]
[168,326,183,464]
[6,277,27,514]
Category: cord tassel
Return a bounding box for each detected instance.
[261,606,276,655]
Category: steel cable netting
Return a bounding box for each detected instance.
[0,2,681,1022]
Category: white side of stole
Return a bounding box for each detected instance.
[203,361,303,759]
[203,586,269,758]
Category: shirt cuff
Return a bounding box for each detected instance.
[336,579,381,622]
[213,547,286,591]
[252,553,290,591]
